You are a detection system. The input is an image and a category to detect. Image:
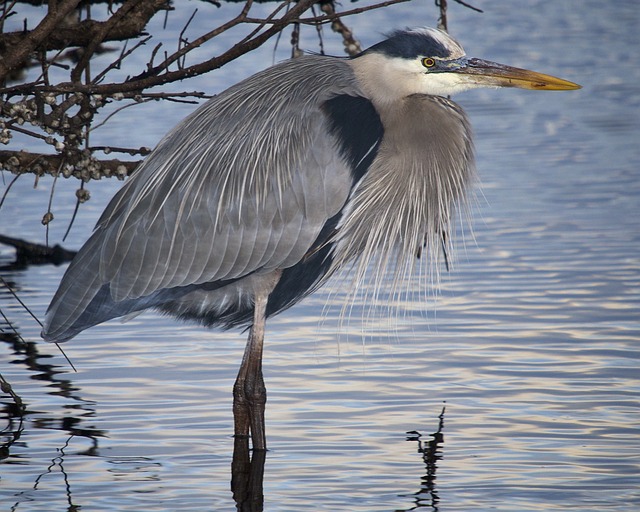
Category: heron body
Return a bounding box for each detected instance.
[42,28,580,449]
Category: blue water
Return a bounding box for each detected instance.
[1,1,639,511]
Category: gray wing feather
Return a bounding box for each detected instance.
[43,56,361,341]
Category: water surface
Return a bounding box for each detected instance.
[1,1,639,511]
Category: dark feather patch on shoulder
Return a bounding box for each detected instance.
[262,96,383,321]
[321,94,383,182]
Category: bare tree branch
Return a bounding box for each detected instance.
[1,0,467,188]
[0,0,83,83]
[0,1,169,61]
[0,149,139,180]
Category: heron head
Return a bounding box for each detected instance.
[352,27,580,103]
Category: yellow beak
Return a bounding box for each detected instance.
[458,58,581,91]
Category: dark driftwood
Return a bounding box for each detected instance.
[0,233,77,266]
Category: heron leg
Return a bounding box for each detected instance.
[233,303,267,449]
[233,271,280,451]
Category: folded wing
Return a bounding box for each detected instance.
[43,56,373,342]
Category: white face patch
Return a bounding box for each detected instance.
[399,57,481,97]
[349,28,478,105]
[418,71,483,96]
[350,52,480,107]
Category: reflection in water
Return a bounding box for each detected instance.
[0,328,26,459]
[227,411,447,512]
[1,284,30,465]
[231,437,266,512]
[1,311,106,511]
[0,321,100,437]
[29,436,78,512]
[397,407,445,512]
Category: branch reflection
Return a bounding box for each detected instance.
[1,307,105,511]
[397,406,446,511]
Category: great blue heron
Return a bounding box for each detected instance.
[42,27,580,450]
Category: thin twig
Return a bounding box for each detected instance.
[248,0,411,26]
[177,9,199,70]
[89,145,152,156]
[0,276,76,372]
[62,182,82,242]
[44,168,60,247]
[454,0,483,13]
[0,173,20,210]
[133,0,256,82]
[88,97,153,133]
[92,36,153,85]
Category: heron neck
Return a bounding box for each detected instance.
[348,53,423,112]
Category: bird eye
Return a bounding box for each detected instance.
[421,57,436,69]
